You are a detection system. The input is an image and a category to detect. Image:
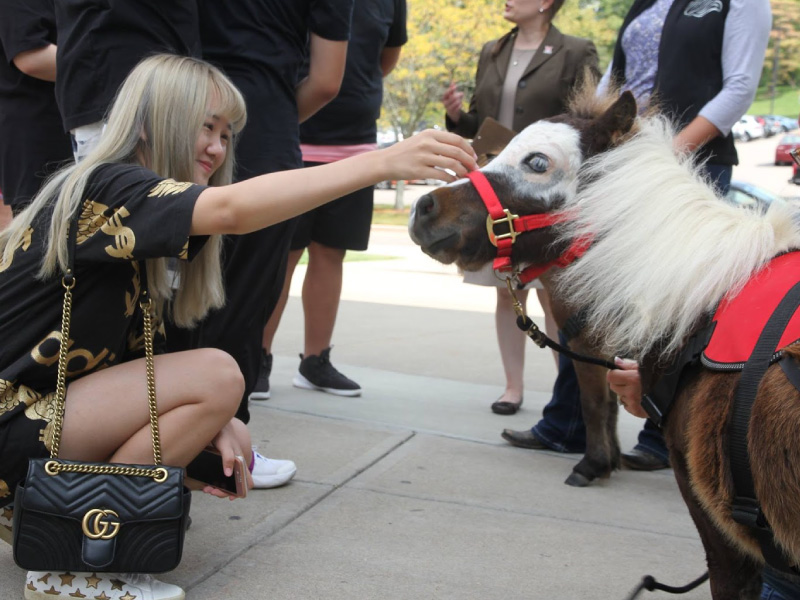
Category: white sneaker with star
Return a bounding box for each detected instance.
[24,571,184,600]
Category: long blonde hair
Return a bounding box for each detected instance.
[0,54,247,327]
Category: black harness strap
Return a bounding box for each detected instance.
[730,279,800,576]
[779,355,800,392]
[640,322,715,428]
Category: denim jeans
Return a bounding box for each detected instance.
[761,565,800,599]
[531,332,586,453]
[704,163,733,197]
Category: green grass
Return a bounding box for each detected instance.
[750,85,800,117]
[297,248,399,265]
[372,203,411,226]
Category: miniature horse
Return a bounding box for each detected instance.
[409,91,800,598]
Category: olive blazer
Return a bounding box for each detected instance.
[446,25,599,138]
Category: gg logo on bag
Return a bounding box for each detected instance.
[82,508,121,540]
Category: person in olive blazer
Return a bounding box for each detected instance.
[445,7,598,138]
[443,0,599,456]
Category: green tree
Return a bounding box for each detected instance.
[381,0,619,140]
[766,0,800,88]
[382,0,506,141]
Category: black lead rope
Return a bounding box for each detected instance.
[504,278,619,370]
[624,572,710,600]
[515,314,619,370]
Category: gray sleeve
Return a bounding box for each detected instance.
[698,0,771,136]
[596,61,613,98]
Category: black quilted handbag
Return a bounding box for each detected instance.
[12,227,191,573]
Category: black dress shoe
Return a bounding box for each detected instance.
[491,397,523,415]
[501,428,549,449]
[621,448,670,471]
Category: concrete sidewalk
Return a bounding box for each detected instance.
[0,226,709,599]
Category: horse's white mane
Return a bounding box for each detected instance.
[555,115,800,361]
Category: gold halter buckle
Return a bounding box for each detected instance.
[486,209,520,246]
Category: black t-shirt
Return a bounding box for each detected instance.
[300,0,406,145]
[54,0,200,132]
[198,0,353,176]
[0,0,73,206]
[0,163,206,432]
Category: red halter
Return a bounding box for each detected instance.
[466,170,588,285]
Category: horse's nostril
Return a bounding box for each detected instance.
[417,194,435,217]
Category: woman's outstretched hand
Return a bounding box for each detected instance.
[380,129,477,185]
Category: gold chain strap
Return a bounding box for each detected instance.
[48,267,165,480]
[44,460,168,483]
[49,274,74,458]
[141,294,162,465]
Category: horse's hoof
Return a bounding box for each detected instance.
[564,471,592,487]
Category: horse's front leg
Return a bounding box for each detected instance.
[565,360,620,487]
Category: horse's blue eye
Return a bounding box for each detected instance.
[525,153,549,173]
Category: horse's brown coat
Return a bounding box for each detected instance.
[409,89,800,597]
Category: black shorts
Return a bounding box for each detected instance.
[290,161,374,251]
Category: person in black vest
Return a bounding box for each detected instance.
[253,0,407,399]
[600,0,771,472]
[0,0,72,219]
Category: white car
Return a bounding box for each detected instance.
[732,115,765,142]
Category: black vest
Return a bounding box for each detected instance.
[611,0,737,166]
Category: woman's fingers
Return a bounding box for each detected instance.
[422,131,478,172]
[202,485,236,501]
[607,358,646,418]
[385,130,476,182]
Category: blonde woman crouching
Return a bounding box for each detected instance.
[0,54,478,600]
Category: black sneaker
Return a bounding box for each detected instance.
[249,349,272,400]
[292,347,361,397]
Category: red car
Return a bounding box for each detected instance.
[775,134,800,166]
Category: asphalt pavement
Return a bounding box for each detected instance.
[2,135,795,599]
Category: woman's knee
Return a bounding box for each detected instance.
[191,348,244,413]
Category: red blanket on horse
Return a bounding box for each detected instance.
[703,251,800,369]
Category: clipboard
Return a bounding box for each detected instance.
[472,117,517,165]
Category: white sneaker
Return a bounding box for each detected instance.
[0,505,12,545]
[250,449,297,488]
[25,571,184,600]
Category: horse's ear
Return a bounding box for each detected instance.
[583,91,637,157]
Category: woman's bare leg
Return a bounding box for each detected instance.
[59,348,244,468]
[536,287,559,367]
[496,287,527,405]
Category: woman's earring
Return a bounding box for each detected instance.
[538,6,545,12]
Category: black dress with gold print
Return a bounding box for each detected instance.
[0,163,207,508]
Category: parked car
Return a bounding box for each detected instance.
[724,180,781,212]
[765,115,799,133]
[759,115,784,137]
[775,134,800,165]
[732,115,765,142]
[754,116,773,137]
